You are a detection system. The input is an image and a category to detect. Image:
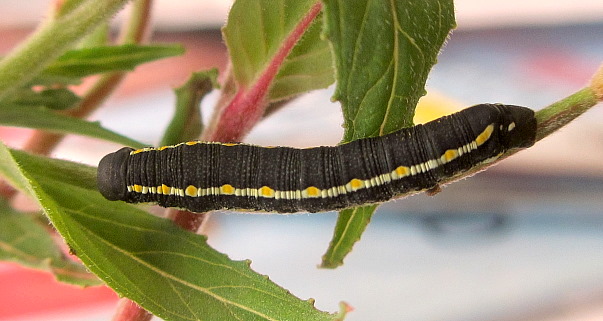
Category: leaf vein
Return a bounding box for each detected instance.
[67,207,254,278]
[327,208,358,260]
[344,0,371,107]
[80,223,280,321]
[166,278,200,320]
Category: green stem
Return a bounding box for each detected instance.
[23,0,153,156]
[535,87,599,141]
[0,0,132,101]
[534,61,602,142]
[119,0,154,44]
[445,83,601,186]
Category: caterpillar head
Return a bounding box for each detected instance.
[497,104,537,150]
[97,147,133,201]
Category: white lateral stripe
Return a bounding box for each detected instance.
[128,124,496,200]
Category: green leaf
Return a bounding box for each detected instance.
[320,205,376,268]
[269,11,334,101]
[0,0,132,101]
[27,74,83,87]
[223,0,333,102]
[0,201,101,286]
[0,143,99,286]
[21,18,110,87]
[0,105,145,148]
[9,88,81,110]
[325,0,455,141]
[160,69,219,146]
[321,0,455,268]
[0,145,338,321]
[42,44,185,77]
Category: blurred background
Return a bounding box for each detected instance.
[1,1,603,320]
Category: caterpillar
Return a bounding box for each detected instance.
[97,104,537,213]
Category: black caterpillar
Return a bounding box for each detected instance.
[97,104,537,213]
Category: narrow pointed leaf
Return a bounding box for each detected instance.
[160,69,219,146]
[42,44,185,77]
[27,74,83,87]
[321,0,455,268]
[9,88,81,110]
[320,205,376,268]
[0,144,338,321]
[0,0,132,101]
[0,105,145,148]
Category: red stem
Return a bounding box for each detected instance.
[112,299,153,321]
[165,208,207,231]
[184,2,324,242]
[207,1,323,142]
[180,1,324,258]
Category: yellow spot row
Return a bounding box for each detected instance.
[127,124,496,200]
[131,141,244,155]
[127,164,416,201]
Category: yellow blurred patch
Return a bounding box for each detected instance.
[413,92,463,124]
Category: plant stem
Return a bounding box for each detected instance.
[179,1,324,251]
[0,0,132,101]
[23,0,154,155]
[590,62,603,100]
[119,0,154,44]
[441,82,602,188]
[165,208,207,231]
[204,1,324,142]
[535,87,599,141]
[111,299,153,321]
[0,181,17,199]
[534,64,602,141]
[1,1,155,319]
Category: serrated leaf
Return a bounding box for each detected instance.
[0,200,100,286]
[160,69,219,146]
[0,145,338,321]
[0,105,145,148]
[223,0,333,102]
[9,88,81,110]
[326,0,455,141]
[321,0,455,268]
[42,44,185,77]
